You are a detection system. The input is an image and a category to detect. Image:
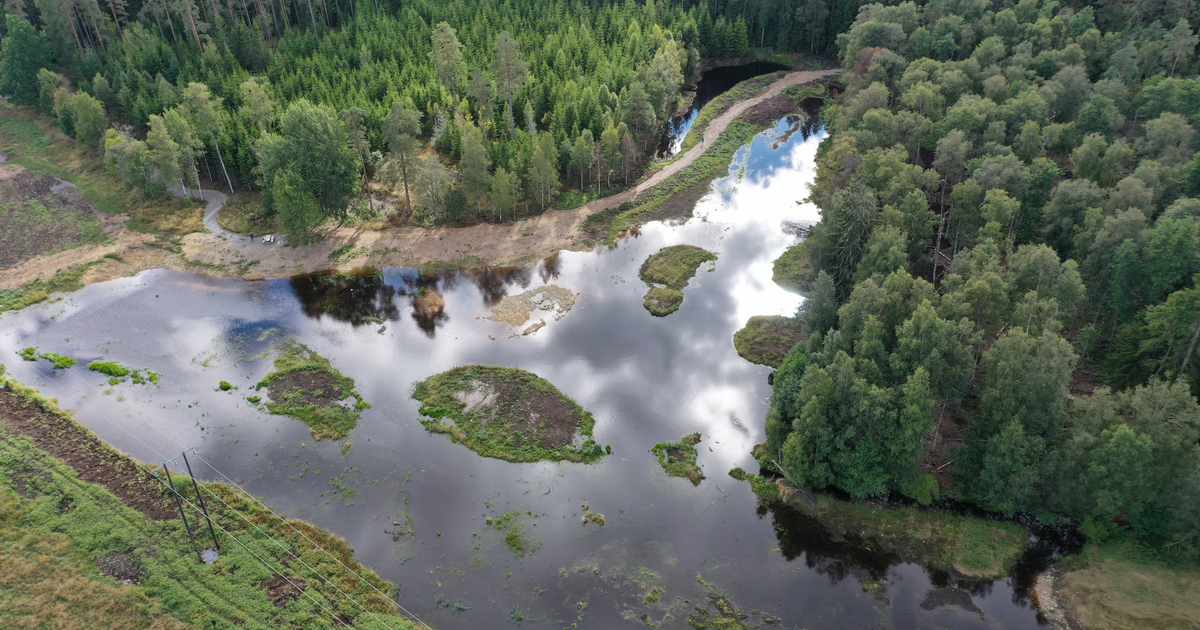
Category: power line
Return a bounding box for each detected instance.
[0,379,353,629]
[11,367,420,630]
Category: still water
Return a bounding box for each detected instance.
[0,117,1046,629]
[656,61,790,159]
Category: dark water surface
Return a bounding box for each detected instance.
[0,118,1046,629]
[655,61,791,159]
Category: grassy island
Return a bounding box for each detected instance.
[413,365,606,463]
[770,240,815,294]
[639,245,716,316]
[733,316,806,367]
[651,433,705,486]
[255,342,368,440]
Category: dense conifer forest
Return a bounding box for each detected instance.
[772,0,1200,557]
[1,0,845,240]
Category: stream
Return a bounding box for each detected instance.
[0,111,1051,627]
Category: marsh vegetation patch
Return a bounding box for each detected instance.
[639,245,717,289]
[733,316,806,367]
[651,433,705,486]
[639,245,716,317]
[413,365,606,463]
[771,240,815,293]
[255,342,369,440]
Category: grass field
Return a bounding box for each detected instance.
[1059,539,1200,630]
[732,316,805,367]
[0,375,423,630]
[0,104,203,240]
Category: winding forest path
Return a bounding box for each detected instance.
[4,67,837,292]
[182,67,838,278]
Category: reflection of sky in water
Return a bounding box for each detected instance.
[0,119,1042,630]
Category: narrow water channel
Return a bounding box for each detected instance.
[0,116,1047,629]
[655,61,790,159]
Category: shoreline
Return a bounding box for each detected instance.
[2,68,839,297]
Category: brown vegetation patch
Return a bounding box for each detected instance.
[0,163,102,269]
[739,94,800,127]
[733,315,806,367]
[260,574,308,608]
[0,384,176,520]
[265,369,345,408]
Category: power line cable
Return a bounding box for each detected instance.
[10,369,416,630]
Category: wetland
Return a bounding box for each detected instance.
[0,111,1056,629]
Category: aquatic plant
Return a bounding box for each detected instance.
[651,433,705,486]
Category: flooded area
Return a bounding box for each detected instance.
[0,117,1048,629]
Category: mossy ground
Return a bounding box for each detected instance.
[651,433,705,486]
[486,509,542,558]
[639,245,716,316]
[732,316,805,367]
[254,342,368,440]
[0,376,419,630]
[1058,537,1200,630]
[604,120,765,243]
[644,287,685,317]
[87,360,160,386]
[771,240,815,293]
[413,365,606,463]
[639,245,718,289]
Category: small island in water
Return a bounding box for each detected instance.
[414,365,607,463]
[639,244,717,316]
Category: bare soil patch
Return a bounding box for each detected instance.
[260,574,308,607]
[0,163,104,269]
[266,369,345,408]
[0,383,176,520]
[739,94,800,127]
[484,284,578,330]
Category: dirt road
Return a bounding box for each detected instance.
[4,68,838,289]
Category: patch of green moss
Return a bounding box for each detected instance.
[727,468,781,501]
[643,287,685,316]
[87,361,130,378]
[639,245,718,289]
[0,261,101,314]
[254,341,368,440]
[732,316,805,367]
[651,433,705,486]
[38,352,77,369]
[18,347,38,361]
[413,365,606,463]
[87,360,159,386]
